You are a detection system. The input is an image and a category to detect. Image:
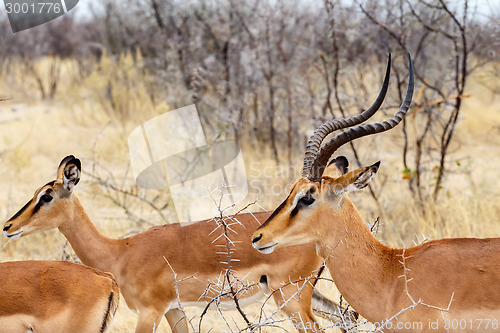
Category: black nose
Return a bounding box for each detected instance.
[3,224,11,232]
[252,233,262,243]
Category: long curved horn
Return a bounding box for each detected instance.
[302,54,392,178]
[308,54,414,182]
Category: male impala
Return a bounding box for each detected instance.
[2,156,352,332]
[0,260,118,333]
[253,55,500,332]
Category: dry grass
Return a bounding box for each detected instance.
[0,56,499,332]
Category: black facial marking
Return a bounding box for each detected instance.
[267,194,289,221]
[258,193,291,230]
[7,200,31,222]
[7,183,56,222]
[32,192,53,216]
[290,188,316,218]
[32,201,43,216]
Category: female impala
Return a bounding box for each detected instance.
[2,156,347,332]
[253,55,500,332]
[0,260,119,333]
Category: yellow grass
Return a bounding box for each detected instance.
[0,56,500,332]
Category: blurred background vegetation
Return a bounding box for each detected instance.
[0,0,499,331]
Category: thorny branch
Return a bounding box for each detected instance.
[369,249,455,332]
[198,187,258,331]
[163,257,199,333]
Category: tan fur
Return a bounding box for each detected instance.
[4,157,326,333]
[254,163,500,332]
[0,260,119,333]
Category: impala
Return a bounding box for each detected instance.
[253,55,500,332]
[2,156,354,332]
[0,260,118,333]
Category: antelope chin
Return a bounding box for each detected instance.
[4,230,23,240]
[253,243,277,254]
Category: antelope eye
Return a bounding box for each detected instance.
[41,194,53,203]
[291,189,315,217]
[299,193,315,206]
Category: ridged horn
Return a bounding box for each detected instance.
[308,54,414,182]
[302,54,392,178]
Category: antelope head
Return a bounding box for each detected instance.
[3,156,81,239]
[252,54,414,254]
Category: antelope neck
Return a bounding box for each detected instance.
[57,196,124,274]
[315,200,402,322]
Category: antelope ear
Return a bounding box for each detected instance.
[329,156,349,175]
[324,156,349,178]
[352,161,380,190]
[57,156,81,193]
[322,161,380,197]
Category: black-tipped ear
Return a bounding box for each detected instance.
[370,161,380,172]
[353,161,380,190]
[59,155,81,171]
[328,156,349,175]
[57,156,81,193]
